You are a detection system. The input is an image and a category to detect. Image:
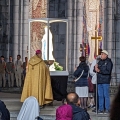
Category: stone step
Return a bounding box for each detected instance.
[10,112,109,120]
[0,90,114,120]
[10,117,109,120]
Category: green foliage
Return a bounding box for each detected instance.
[54,62,63,71]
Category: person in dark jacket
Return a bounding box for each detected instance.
[0,100,10,120]
[66,92,90,120]
[74,56,89,110]
[110,85,120,120]
[94,50,113,114]
[56,104,73,120]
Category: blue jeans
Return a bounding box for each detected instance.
[98,84,110,111]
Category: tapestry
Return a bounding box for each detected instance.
[29,0,47,57]
[85,0,100,63]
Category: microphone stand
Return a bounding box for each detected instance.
[96,67,98,114]
[96,56,100,114]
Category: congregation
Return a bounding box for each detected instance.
[0,49,120,120]
[0,55,28,88]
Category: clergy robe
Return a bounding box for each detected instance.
[21,55,53,105]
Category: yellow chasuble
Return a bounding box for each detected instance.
[21,55,53,105]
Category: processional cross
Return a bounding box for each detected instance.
[91,25,102,56]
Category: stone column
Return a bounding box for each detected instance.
[67,0,83,73]
[76,0,83,65]
[115,15,120,83]
[115,0,120,83]
[105,0,116,85]
[103,0,107,49]
[19,0,23,56]
[72,0,77,72]
[13,0,19,61]
[22,0,29,61]
[67,0,73,73]
[105,0,114,58]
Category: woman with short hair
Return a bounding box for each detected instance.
[74,56,89,110]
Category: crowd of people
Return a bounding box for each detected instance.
[1,49,120,120]
[0,55,28,88]
[73,50,113,114]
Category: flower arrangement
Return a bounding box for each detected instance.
[54,62,63,71]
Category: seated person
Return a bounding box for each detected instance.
[17,96,42,120]
[66,92,90,120]
[56,104,73,120]
[0,100,10,120]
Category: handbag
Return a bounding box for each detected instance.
[88,76,94,92]
[74,70,84,82]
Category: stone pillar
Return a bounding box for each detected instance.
[105,0,116,85]
[105,0,114,58]
[19,0,23,57]
[76,0,83,65]
[103,0,107,49]
[115,15,120,83]
[115,0,120,83]
[67,0,83,73]
[13,0,19,61]
[13,0,29,62]
[73,0,77,72]
[22,0,29,61]
[67,0,73,73]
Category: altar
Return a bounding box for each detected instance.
[28,18,69,101]
[50,71,69,100]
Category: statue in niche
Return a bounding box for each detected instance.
[41,26,54,60]
[41,26,63,71]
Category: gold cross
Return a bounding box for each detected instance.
[91,25,102,56]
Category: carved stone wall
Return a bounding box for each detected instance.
[29,0,47,57]
[86,0,100,63]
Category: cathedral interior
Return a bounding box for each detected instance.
[0,1,120,119]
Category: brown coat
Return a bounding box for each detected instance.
[0,61,6,73]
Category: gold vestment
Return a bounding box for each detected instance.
[21,55,53,105]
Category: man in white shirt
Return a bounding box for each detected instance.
[15,55,23,87]
[90,55,101,112]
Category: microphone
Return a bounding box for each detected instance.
[96,55,101,60]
